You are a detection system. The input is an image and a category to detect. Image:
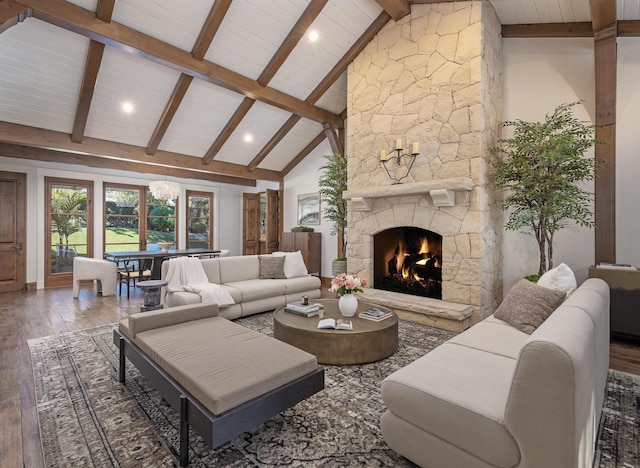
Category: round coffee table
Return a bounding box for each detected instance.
[273,299,398,365]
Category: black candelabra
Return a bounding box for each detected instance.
[380,139,419,184]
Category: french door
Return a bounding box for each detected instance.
[45,178,93,288]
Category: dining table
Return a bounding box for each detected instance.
[104,248,221,280]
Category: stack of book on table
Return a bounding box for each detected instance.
[358,307,393,322]
[284,300,320,317]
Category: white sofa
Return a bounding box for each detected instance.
[161,253,322,320]
[381,278,610,468]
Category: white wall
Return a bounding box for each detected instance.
[0,155,246,287]
[283,139,338,278]
[502,38,596,293]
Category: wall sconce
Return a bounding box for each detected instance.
[380,139,419,184]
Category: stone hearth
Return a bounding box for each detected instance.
[345,2,503,328]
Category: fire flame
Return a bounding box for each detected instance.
[392,237,440,279]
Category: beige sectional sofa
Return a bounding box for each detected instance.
[381,278,610,468]
[161,253,321,319]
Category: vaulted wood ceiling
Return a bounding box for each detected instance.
[0,0,637,187]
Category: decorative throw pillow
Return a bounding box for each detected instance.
[258,255,286,279]
[494,279,566,334]
[537,263,577,294]
[272,251,308,278]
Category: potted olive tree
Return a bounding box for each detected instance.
[318,154,348,276]
[491,102,601,276]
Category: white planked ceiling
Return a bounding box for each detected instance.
[0,0,634,181]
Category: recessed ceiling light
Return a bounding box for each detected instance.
[244,133,253,143]
[121,101,134,114]
[308,30,319,42]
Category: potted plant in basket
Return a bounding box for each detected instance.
[318,154,348,276]
[491,101,602,277]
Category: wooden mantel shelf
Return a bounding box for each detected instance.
[342,177,474,211]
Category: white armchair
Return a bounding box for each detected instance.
[73,257,117,297]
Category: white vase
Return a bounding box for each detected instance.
[339,293,358,317]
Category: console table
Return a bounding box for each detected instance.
[589,266,640,341]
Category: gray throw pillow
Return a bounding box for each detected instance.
[258,255,286,279]
[494,279,566,334]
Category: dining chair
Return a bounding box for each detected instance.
[118,256,154,298]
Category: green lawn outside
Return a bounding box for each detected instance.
[51,228,175,256]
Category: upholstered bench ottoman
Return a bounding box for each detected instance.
[114,303,324,466]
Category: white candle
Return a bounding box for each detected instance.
[380,149,387,161]
[395,139,403,150]
[412,142,419,154]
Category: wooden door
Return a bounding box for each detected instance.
[0,171,26,292]
[265,189,279,253]
[243,193,260,255]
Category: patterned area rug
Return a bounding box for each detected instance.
[29,314,639,467]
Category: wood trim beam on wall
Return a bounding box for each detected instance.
[502,22,593,38]
[23,0,343,127]
[0,121,281,182]
[0,143,257,186]
[591,0,617,264]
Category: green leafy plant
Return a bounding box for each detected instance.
[491,102,601,276]
[318,154,348,259]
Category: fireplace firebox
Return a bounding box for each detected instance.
[374,227,442,299]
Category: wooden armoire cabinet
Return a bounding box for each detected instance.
[281,232,321,277]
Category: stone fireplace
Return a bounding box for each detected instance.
[344,2,503,330]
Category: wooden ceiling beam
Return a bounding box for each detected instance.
[374,0,410,21]
[307,11,390,104]
[280,131,326,178]
[248,115,302,172]
[24,0,342,127]
[590,0,616,32]
[257,0,327,87]
[0,143,256,186]
[323,122,342,156]
[0,121,281,182]
[70,0,114,144]
[146,0,231,155]
[0,0,27,25]
[202,98,255,164]
[202,0,327,165]
[255,13,390,173]
[502,22,593,38]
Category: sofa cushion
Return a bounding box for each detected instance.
[258,255,286,279]
[273,251,309,278]
[134,316,318,415]
[381,342,520,467]
[225,278,286,302]
[218,255,260,283]
[448,316,529,359]
[495,279,566,334]
[537,263,577,294]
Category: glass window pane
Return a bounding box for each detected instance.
[187,193,212,249]
[147,193,176,249]
[50,184,88,274]
[105,187,141,252]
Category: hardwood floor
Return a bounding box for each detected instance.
[1,285,639,467]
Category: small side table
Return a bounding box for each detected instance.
[137,279,168,312]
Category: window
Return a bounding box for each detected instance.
[45,177,93,287]
[186,191,213,249]
[104,183,178,253]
